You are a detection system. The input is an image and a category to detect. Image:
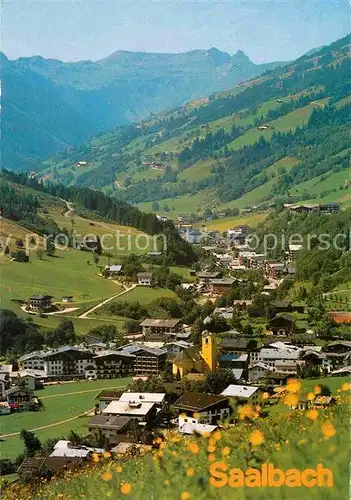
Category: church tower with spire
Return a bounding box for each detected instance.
[201,330,217,372]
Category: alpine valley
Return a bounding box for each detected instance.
[29,34,351,216]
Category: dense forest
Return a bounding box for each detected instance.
[255,208,351,291]
[0,170,197,265]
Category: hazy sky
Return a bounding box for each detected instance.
[1,0,350,63]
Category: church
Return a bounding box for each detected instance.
[172,330,217,379]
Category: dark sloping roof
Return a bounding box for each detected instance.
[173,392,229,411]
[140,319,181,328]
[88,415,131,430]
[94,390,124,400]
[220,339,256,350]
[30,295,52,300]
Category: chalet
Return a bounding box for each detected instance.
[218,353,248,380]
[62,296,74,303]
[29,295,53,311]
[250,344,301,371]
[88,415,132,444]
[137,272,153,286]
[220,339,258,356]
[269,315,295,336]
[247,253,266,269]
[248,363,274,382]
[119,392,166,408]
[140,318,182,336]
[49,440,104,458]
[133,347,168,376]
[319,203,340,213]
[19,351,46,371]
[173,392,230,430]
[93,351,135,379]
[103,400,157,424]
[42,347,96,379]
[209,278,235,296]
[94,390,124,411]
[322,341,351,353]
[105,265,123,277]
[76,161,88,166]
[313,396,336,409]
[271,301,305,314]
[213,307,234,320]
[221,384,262,405]
[197,271,222,283]
[265,262,286,279]
[287,244,303,260]
[9,371,36,391]
[330,366,351,377]
[0,402,11,415]
[6,386,34,410]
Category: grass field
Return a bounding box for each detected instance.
[288,169,350,206]
[228,99,330,151]
[198,212,267,231]
[7,390,350,499]
[95,286,177,316]
[0,249,123,310]
[0,378,131,460]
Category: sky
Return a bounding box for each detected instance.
[1,0,350,63]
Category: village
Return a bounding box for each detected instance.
[1,213,350,483]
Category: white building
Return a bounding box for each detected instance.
[221,384,262,404]
[19,351,46,371]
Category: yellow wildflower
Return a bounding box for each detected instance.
[286,379,301,393]
[341,382,350,392]
[221,446,230,457]
[306,408,318,421]
[186,467,195,477]
[314,385,322,395]
[307,392,315,401]
[181,492,191,500]
[102,471,112,481]
[120,483,132,495]
[322,422,336,438]
[187,442,199,454]
[284,393,298,407]
[238,404,255,420]
[213,430,221,441]
[249,430,264,446]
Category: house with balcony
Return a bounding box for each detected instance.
[173,392,230,431]
[140,318,183,336]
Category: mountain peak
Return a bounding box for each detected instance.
[232,49,252,64]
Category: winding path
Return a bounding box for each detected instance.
[0,385,128,439]
[61,199,75,217]
[78,284,137,319]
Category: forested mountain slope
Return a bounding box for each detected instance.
[38,35,350,216]
[1,48,282,170]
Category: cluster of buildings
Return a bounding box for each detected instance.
[0,365,43,414]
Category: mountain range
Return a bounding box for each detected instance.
[37,34,350,215]
[1,48,283,170]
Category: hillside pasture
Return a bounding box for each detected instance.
[0,377,131,460]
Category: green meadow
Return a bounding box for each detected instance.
[0,378,132,461]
